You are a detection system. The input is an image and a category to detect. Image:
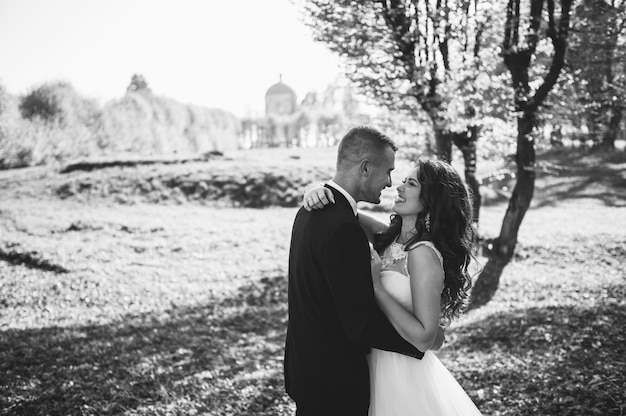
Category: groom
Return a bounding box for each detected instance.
[284,125,424,416]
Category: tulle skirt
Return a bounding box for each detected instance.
[368,349,483,416]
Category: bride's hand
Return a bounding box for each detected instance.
[303,183,335,211]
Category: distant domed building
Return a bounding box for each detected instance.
[240,75,364,149]
[244,75,302,147]
[265,76,297,116]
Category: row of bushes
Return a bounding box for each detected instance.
[55,161,333,208]
[0,81,240,169]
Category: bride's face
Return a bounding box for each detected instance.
[392,167,424,216]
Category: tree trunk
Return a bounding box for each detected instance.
[469,112,536,308]
[433,127,482,224]
[600,106,622,149]
[434,128,453,163]
[451,128,481,224]
[469,0,572,309]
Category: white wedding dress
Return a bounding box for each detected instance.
[368,241,483,416]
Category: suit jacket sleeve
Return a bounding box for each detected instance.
[322,221,424,358]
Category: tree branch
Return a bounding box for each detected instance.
[530,0,574,111]
[526,0,545,53]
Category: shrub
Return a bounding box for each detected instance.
[0,82,105,167]
[19,81,100,126]
[126,74,151,93]
[0,85,33,169]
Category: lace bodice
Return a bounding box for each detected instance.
[381,241,443,276]
[379,241,444,311]
[381,242,411,273]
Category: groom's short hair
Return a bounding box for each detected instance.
[336,125,397,170]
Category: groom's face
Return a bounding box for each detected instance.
[362,145,395,204]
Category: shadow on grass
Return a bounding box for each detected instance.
[449,282,626,415]
[534,149,626,208]
[2,276,625,416]
[532,162,626,208]
[0,275,293,416]
[480,148,626,209]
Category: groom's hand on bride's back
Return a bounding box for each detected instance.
[303,183,335,211]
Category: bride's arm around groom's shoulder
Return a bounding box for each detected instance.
[356,210,389,242]
[303,183,389,241]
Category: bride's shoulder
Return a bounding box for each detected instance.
[406,241,444,269]
[406,240,437,251]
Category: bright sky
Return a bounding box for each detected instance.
[0,0,342,117]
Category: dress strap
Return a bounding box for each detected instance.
[406,241,444,270]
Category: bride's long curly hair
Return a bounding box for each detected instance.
[373,159,475,324]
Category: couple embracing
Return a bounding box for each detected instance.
[284,125,483,415]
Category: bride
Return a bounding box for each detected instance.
[305,158,483,415]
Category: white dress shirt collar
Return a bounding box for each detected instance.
[327,180,358,217]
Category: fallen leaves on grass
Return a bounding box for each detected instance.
[0,274,292,416]
[445,289,626,415]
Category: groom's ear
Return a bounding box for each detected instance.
[359,159,370,176]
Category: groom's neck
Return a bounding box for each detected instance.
[332,173,360,202]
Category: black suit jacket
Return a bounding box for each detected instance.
[284,185,423,414]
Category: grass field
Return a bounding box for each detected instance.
[1,147,625,415]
